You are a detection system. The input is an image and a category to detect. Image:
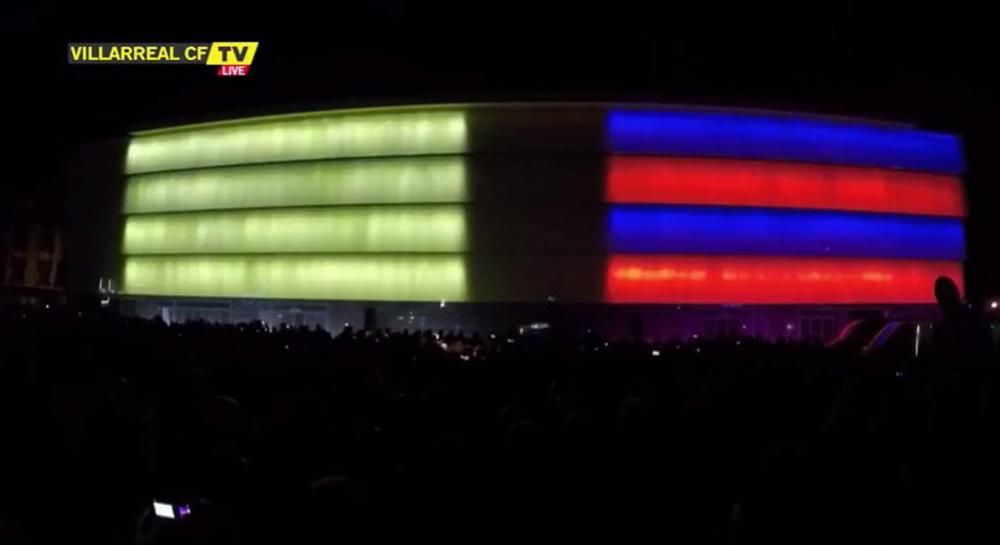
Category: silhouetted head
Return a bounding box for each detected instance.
[934,276,962,314]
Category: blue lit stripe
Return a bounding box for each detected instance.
[608,110,964,174]
[608,206,965,260]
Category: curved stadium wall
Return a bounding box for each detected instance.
[116,103,966,338]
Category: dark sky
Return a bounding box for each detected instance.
[5,1,999,297]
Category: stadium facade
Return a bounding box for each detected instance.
[93,103,965,339]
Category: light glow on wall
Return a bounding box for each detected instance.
[124,157,468,213]
[125,109,467,174]
[606,255,963,304]
[608,206,964,260]
[608,110,964,174]
[606,157,965,217]
[123,255,468,301]
[123,205,467,255]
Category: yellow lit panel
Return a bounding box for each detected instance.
[123,157,467,214]
[122,205,467,255]
[122,255,468,302]
[125,109,467,174]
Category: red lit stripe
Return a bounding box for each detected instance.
[606,255,963,304]
[606,157,965,217]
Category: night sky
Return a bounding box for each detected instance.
[5,2,998,298]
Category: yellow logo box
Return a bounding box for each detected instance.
[68,43,258,65]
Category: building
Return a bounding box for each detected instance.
[1,199,66,307]
[75,103,966,339]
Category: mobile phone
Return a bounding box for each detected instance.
[152,501,175,519]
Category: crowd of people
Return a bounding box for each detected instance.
[1,294,998,543]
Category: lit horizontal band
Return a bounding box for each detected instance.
[606,157,965,217]
[608,110,963,174]
[606,255,962,304]
[123,205,467,254]
[608,206,964,260]
[123,255,468,302]
[125,109,467,174]
[124,157,468,214]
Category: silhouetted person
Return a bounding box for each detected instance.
[923,279,998,535]
[935,276,963,319]
[930,275,991,365]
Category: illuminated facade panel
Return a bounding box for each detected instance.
[606,157,965,217]
[606,255,963,304]
[122,205,468,255]
[123,255,468,302]
[125,109,467,174]
[608,110,964,174]
[124,157,468,213]
[607,206,965,260]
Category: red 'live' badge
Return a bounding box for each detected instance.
[217,65,249,77]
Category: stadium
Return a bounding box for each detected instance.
[86,103,965,339]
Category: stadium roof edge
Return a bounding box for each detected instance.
[129,101,926,137]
